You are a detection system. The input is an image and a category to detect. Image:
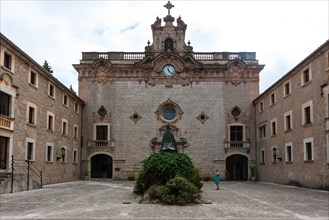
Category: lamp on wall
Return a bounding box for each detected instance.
[57,147,66,161]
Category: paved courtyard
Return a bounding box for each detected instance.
[0,180,328,220]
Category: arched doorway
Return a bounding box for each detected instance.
[91,154,113,178]
[226,154,248,181]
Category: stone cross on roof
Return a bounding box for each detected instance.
[164,1,174,16]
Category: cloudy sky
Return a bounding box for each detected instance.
[1,0,328,93]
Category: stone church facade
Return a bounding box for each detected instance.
[74,3,264,180]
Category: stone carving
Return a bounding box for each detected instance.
[160,124,177,152]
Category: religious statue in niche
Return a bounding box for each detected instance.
[160,125,177,152]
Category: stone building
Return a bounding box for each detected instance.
[73,2,264,180]
[253,40,329,189]
[1,2,328,192]
[0,33,84,192]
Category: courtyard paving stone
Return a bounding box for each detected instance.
[0,180,328,219]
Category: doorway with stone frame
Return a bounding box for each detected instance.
[90,154,113,178]
[226,154,248,181]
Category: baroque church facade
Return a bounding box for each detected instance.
[74,2,264,181]
[0,2,328,193]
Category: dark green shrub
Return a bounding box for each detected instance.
[159,175,200,205]
[189,167,203,190]
[134,151,202,195]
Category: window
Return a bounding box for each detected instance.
[61,146,67,163]
[163,107,176,121]
[303,137,314,161]
[284,81,291,96]
[3,52,12,70]
[302,100,313,125]
[26,102,37,125]
[164,38,174,51]
[73,149,78,164]
[271,118,277,136]
[302,68,310,84]
[230,125,243,147]
[26,138,35,161]
[63,94,69,107]
[73,124,78,139]
[284,111,292,131]
[259,101,264,112]
[260,149,265,164]
[48,83,55,98]
[74,102,79,114]
[258,125,266,140]
[29,71,38,87]
[285,143,293,162]
[272,147,277,163]
[0,91,11,116]
[62,118,68,136]
[47,111,55,131]
[46,143,53,162]
[96,125,108,140]
[270,92,276,106]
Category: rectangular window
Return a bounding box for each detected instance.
[46,145,53,162]
[62,121,67,136]
[0,91,11,116]
[303,68,310,84]
[29,71,37,86]
[285,115,291,131]
[284,81,290,96]
[302,100,313,125]
[306,142,312,161]
[230,126,243,147]
[48,84,55,98]
[73,149,78,164]
[61,147,67,163]
[271,121,276,136]
[258,125,266,140]
[259,101,264,112]
[261,150,265,164]
[96,125,108,140]
[272,147,277,163]
[63,94,68,107]
[48,115,53,131]
[27,142,33,160]
[304,106,311,124]
[28,107,35,124]
[74,102,79,113]
[4,52,12,70]
[270,93,276,105]
[303,137,314,161]
[74,125,78,139]
[286,145,292,162]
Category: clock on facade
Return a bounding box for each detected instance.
[162,64,176,77]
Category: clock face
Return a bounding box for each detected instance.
[162,64,176,77]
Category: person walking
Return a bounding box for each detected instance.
[214,169,220,190]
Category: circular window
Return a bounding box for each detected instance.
[163,107,176,121]
[231,107,241,118]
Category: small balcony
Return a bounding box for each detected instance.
[87,140,115,151]
[224,141,250,153]
[0,115,13,131]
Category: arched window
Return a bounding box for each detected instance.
[164,38,174,51]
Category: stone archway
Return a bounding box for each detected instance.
[226,154,248,181]
[90,154,113,178]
